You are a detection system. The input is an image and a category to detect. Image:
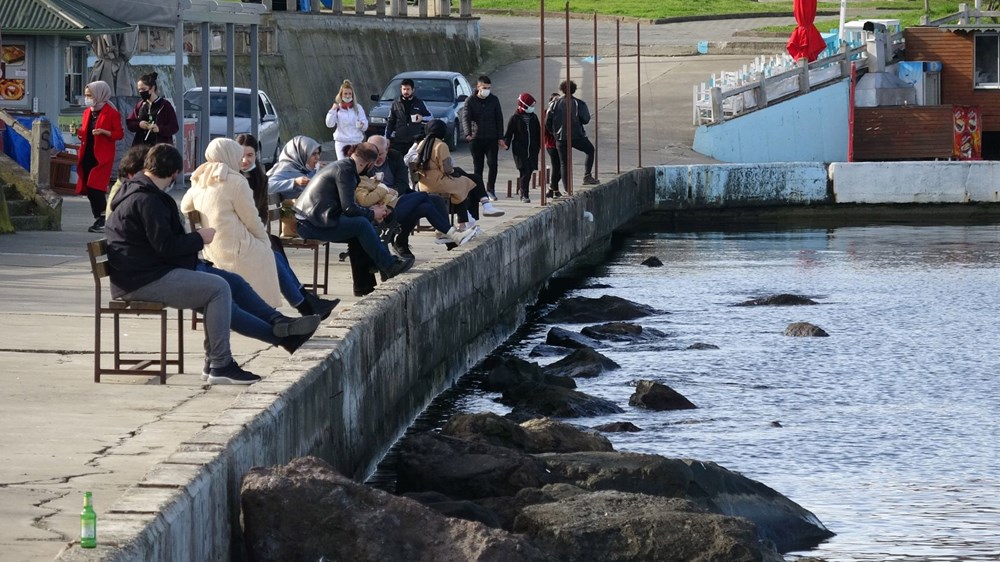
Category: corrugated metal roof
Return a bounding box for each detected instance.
[0,0,132,37]
[939,24,1000,33]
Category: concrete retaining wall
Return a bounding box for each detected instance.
[58,169,654,562]
[831,161,1000,204]
[654,162,830,209]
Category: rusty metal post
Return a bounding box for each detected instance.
[564,1,573,195]
[636,22,642,169]
[539,0,546,206]
[507,179,513,198]
[616,18,621,175]
[593,11,598,178]
[532,171,537,190]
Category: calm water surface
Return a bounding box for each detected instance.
[389,225,1000,561]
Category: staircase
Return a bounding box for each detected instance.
[2,181,50,232]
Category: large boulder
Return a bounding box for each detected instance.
[240,456,550,562]
[442,412,531,451]
[542,347,620,379]
[735,294,818,307]
[529,344,572,358]
[537,452,835,553]
[501,383,625,419]
[593,421,642,433]
[442,413,613,454]
[484,356,576,392]
[513,491,782,562]
[395,432,555,499]
[640,256,664,267]
[580,321,669,342]
[545,327,602,349]
[400,491,504,528]
[629,380,698,411]
[784,322,829,337]
[541,295,664,323]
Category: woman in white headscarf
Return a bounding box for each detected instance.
[76,80,124,233]
[181,138,281,307]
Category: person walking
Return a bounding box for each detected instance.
[545,80,599,189]
[385,78,433,155]
[503,92,541,203]
[460,75,506,201]
[543,92,562,198]
[326,79,368,159]
[76,80,124,233]
[126,71,179,147]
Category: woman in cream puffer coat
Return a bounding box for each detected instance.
[181,138,281,308]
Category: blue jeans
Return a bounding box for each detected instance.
[297,216,395,271]
[195,263,282,345]
[394,192,450,233]
[273,249,304,307]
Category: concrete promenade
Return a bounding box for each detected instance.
[0,13,870,561]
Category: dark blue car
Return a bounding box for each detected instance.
[368,71,472,149]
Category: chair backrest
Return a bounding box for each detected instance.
[186,209,203,231]
[87,239,110,283]
[266,193,282,235]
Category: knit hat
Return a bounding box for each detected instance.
[517,92,536,112]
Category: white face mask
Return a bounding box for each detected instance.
[84,97,95,107]
[242,162,256,173]
[342,96,353,104]
[525,106,535,114]
[478,88,491,98]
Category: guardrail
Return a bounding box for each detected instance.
[0,109,52,189]
[295,0,473,17]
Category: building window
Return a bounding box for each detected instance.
[64,43,89,105]
[974,33,1000,89]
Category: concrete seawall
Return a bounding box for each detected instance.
[57,169,653,562]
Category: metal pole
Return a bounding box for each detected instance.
[565,1,572,195]
[593,11,598,178]
[250,24,260,140]
[174,0,186,179]
[225,23,235,139]
[199,22,211,169]
[849,61,856,162]
[636,22,641,169]
[616,17,620,175]
[540,0,546,206]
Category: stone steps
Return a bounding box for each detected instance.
[2,181,47,232]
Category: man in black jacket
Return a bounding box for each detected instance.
[545,80,599,188]
[106,145,319,385]
[385,78,433,155]
[461,75,506,200]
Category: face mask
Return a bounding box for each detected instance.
[84,97,95,107]
[342,96,353,104]
[478,88,491,98]
[242,162,256,173]
[525,106,535,114]
[139,90,151,101]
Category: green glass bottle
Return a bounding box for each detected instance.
[80,491,97,549]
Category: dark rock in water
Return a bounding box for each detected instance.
[784,322,829,337]
[543,347,620,379]
[629,380,697,411]
[736,293,819,307]
[537,451,836,553]
[687,342,720,350]
[581,283,613,289]
[640,256,664,267]
[502,382,625,419]
[513,491,783,562]
[581,321,669,342]
[401,491,504,528]
[541,295,664,323]
[484,356,576,392]
[529,344,572,358]
[593,421,642,433]
[545,327,602,349]
[770,421,783,428]
[395,433,555,500]
[441,413,612,454]
[240,456,549,562]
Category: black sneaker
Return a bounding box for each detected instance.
[279,331,314,354]
[520,195,530,203]
[271,314,321,338]
[583,174,600,185]
[87,216,105,234]
[380,255,415,282]
[207,360,261,385]
[297,292,340,320]
[391,236,415,259]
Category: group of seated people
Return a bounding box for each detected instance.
[103,120,503,385]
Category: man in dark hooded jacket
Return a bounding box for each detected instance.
[545,80,599,189]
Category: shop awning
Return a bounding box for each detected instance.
[0,0,133,37]
[939,24,1000,33]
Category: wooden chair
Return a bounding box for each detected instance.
[267,194,330,294]
[87,239,184,384]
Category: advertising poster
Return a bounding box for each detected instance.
[952,105,982,160]
[0,44,27,102]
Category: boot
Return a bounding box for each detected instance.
[583,173,600,185]
[446,226,478,247]
[391,232,414,259]
[295,290,340,320]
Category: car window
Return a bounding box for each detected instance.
[183,92,253,118]
[379,78,454,103]
[458,78,472,98]
[261,93,276,117]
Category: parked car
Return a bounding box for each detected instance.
[182,87,281,166]
[367,71,471,149]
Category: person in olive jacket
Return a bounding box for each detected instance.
[385,78,433,154]
[461,75,506,200]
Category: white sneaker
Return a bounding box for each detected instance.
[462,217,477,231]
[447,226,479,246]
[434,231,451,244]
[482,201,505,217]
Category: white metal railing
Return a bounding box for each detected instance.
[693,32,904,126]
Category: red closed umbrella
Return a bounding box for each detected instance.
[787,0,827,62]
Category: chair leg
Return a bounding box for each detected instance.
[94,310,102,383]
[159,310,167,385]
[322,243,330,295]
[113,313,121,370]
[177,309,185,373]
[311,245,319,295]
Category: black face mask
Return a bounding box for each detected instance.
[139,90,151,101]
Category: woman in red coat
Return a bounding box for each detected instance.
[76,80,124,233]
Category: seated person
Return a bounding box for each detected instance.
[183,138,339,320]
[267,136,322,199]
[106,145,321,385]
[413,120,504,232]
[367,134,411,195]
[293,142,414,297]
[106,145,152,219]
[365,136,476,259]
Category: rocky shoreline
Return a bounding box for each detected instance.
[240,292,835,561]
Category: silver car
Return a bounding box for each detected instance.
[182,87,281,165]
